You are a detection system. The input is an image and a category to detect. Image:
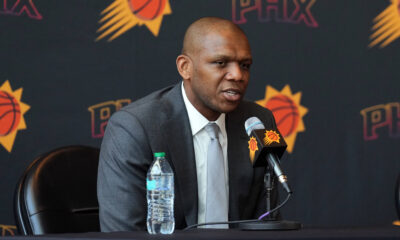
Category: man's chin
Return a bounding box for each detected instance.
[218,101,242,113]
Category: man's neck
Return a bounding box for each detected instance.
[182,82,221,121]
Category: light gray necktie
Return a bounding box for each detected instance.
[204,123,228,229]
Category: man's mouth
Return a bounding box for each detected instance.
[222,89,242,101]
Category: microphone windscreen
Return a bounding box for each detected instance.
[244,117,265,136]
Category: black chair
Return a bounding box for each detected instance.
[14,145,101,235]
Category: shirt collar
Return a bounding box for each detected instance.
[181,82,226,137]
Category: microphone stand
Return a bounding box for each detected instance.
[264,172,275,220]
[238,168,301,230]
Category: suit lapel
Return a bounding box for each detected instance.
[161,84,198,226]
[226,108,256,220]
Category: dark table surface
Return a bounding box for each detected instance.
[3,226,400,240]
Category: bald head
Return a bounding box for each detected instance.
[181,17,248,55]
[176,17,252,120]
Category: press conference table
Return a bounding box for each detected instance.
[3,226,400,240]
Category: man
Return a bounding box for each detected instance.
[97,17,279,231]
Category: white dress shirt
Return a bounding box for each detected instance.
[181,82,229,225]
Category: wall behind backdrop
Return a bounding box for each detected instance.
[1,0,399,235]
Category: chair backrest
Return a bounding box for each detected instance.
[14,145,100,235]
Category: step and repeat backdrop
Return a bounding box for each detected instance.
[1,0,400,235]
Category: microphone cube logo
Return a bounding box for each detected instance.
[264,130,280,145]
[248,136,259,163]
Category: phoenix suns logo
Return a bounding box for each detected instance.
[248,136,258,163]
[97,0,172,41]
[256,85,308,153]
[369,0,400,48]
[264,130,280,145]
[232,0,318,28]
[0,80,30,152]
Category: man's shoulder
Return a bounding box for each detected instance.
[237,100,273,116]
[229,100,276,128]
[106,83,182,128]
[124,85,177,112]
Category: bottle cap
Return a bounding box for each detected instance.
[154,152,165,157]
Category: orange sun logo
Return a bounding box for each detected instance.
[0,80,30,152]
[369,0,400,48]
[264,130,280,145]
[96,0,172,42]
[256,85,308,153]
[248,136,258,163]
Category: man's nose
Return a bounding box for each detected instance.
[226,63,243,81]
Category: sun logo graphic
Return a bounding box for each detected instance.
[0,80,30,152]
[264,130,280,145]
[96,0,172,42]
[248,136,258,163]
[256,85,308,153]
[369,0,400,48]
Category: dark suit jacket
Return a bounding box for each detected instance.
[97,83,279,231]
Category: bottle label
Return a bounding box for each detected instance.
[147,180,156,190]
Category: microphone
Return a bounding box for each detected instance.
[244,117,292,193]
[186,117,301,231]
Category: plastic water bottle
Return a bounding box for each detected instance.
[146,152,175,234]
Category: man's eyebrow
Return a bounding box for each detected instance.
[239,57,253,65]
[212,55,252,62]
[212,54,230,60]
[242,57,252,62]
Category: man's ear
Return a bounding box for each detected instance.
[176,54,192,80]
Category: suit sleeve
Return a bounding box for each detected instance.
[97,110,152,232]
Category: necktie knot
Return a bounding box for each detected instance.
[205,123,219,140]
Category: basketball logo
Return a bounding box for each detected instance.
[0,80,30,152]
[266,94,299,137]
[97,0,172,41]
[256,85,308,153]
[0,91,21,136]
[264,130,280,145]
[129,0,167,20]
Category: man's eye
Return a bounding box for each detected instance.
[241,63,251,70]
[215,61,226,66]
